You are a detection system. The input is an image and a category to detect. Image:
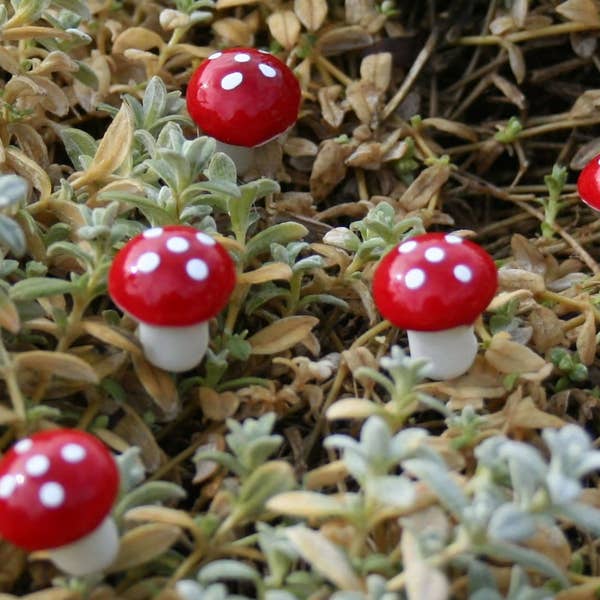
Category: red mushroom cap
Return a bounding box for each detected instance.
[577,153,600,210]
[186,48,301,148]
[0,430,119,551]
[372,233,498,332]
[108,225,236,327]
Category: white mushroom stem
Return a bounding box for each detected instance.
[48,516,118,576]
[407,324,478,381]
[138,321,209,372]
[214,140,255,176]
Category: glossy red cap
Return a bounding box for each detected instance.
[109,226,236,327]
[0,430,119,551]
[372,233,498,331]
[577,153,600,210]
[186,48,301,148]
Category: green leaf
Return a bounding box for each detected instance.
[47,241,94,268]
[198,560,261,584]
[403,458,469,518]
[206,152,237,183]
[98,191,172,225]
[10,277,76,301]
[142,76,167,129]
[476,542,568,587]
[246,223,309,259]
[52,0,90,17]
[557,502,600,536]
[73,61,98,89]
[113,481,187,521]
[0,214,25,257]
[0,174,28,209]
[240,177,280,199]
[235,461,296,521]
[60,128,98,170]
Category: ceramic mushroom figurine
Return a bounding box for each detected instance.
[372,232,498,380]
[186,47,301,176]
[109,225,236,372]
[577,153,600,210]
[0,430,120,576]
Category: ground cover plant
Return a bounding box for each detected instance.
[3,0,600,598]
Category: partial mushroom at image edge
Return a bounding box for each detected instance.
[0,429,120,576]
[108,225,237,372]
[372,232,498,380]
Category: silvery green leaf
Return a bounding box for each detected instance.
[557,501,600,535]
[499,441,548,482]
[145,157,180,191]
[475,541,568,586]
[47,241,93,268]
[367,475,415,508]
[156,120,185,150]
[10,276,76,301]
[297,294,349,310]
[240,177,280,198]
[0,215,25,257]
[175,580,206,600]
[241,435,283,470]
[134,129,157,156]
[573,452,600,478]
[468,559,498,595]
[324,434,360,453]
[73,61,98,88]
[197,560,260,584]
[389,428,429,461]
[245,223,308,259]
[329,593,363,600]
[53,0,90,17]
[189,9,213,23]
[323,227,360,252]
[343,448,369,482]
[180,205,214,223]
[293,256,323,272]
[360,416,392,466]
[487,503,536,543]
[113,481,186,521]
[142,76,167,129]
[207,152,237,183]
[183,136,216,174]
[65,27,91,44]
[115,447,145,492]
[471,591,503,600]
[546,470,580,505]
[60,128,98,170]
[403,458,468,517]
[0,175,28,209]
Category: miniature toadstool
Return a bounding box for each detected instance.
[372,232,498,380]
[186,48,301,176]
[0,429,120,576]
[108,225,236,372]
[577,153,600,211]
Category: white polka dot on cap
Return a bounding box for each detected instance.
[61,443,86,463]
[258,64,276,78]
[39,482,65,508]
[166,237,190,253]
[14,439,32,454]
[134,252,160,274]
[0,475,16,499]
[405,268,426,290]
[25,455,50,477]
[221,72,243,90]
[186,259,209,281]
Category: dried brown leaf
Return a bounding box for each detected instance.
[421,118,479,142]
[14,351,98,383]
[6,147,51,205]
[484,332,547,374]
[215,0,257,7]
[124,506,200,534]
[0,287,20,334]
[267,11,301,49]
[511,0,529,26]
[318,85,347,128]
[198,386,240,420]
[80,319,141,355]
[502,41,526,84]
[294,0,327,31]
[576,309,596,365]
[490,73,526,109]
[131,353,180,419]
[70,102,134,189]
[106,524,181,573]
[556,0,600,25]
[530,306,566,352]
[317,26,373,56]
[212,18,254,46]
[286,527,364,591]
[360,52,392,93]
[399,163,451,211]
[112,27,165,54]
[569,89,600,118]
[238,262,293,284]
[114,411,163,472]
[345,141,383,169]
[310,139,355,200]
[249,316,319,354]
[498,268,545,294]
[346,80,380,124]
[284,137,319,157]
